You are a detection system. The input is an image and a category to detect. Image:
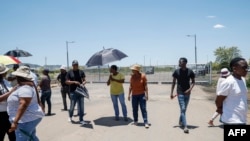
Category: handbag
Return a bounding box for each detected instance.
[74,85,89,99]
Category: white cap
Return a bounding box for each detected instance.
[60,65,66,70]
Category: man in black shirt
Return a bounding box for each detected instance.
[170,57,195,134]
[57,65,70,111]
[66,60,88,125]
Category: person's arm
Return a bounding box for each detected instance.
[144,82,148,101]
[81,77,87,85]
[128,77,132,101]
[9,97,32,132]
[185,77,195,94]
[170,77,176,99]
[109,76,125,83]
[0,86,17,102]
[107,75,111,86]
[215,95,227,114]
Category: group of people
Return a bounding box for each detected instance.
[0,56,248,140]
[170,57,248,133]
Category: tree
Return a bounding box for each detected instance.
[214,46,242,69]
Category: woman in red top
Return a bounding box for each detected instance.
[128,64,149,128]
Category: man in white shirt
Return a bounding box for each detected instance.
[216,57,248,124]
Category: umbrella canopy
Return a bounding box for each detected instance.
[0,55,21,65]
[4,49,32,57]
[86,48,128,67]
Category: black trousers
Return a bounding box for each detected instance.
[0,111,16,141]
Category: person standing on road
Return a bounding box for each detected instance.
[66,60,88,125]
[7,66,44,141]
[0,63,16,141]
[38,69,53,116]
[107,65,128,121]
[215,57,248,125]
[208,68,230,126]
[170,57,195,133]
[57,65,70,111]
[128,64,150,128]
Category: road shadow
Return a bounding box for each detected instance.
[70,120,93,129]
[93,116,133,127]
[173,124,199,130]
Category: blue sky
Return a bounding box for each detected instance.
[0,0,249,67]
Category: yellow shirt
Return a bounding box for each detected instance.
[110,73,125,95]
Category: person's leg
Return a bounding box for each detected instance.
[15,118,42,141]
[111,94,119,119]
[0,112,16,141]
[61,87,68,110]
[46,90,52,114]
[118,93,128,119]
[183,95,190,126]
[69,92,77,120]
[40,91,47,113]
[132,95,139,123]
[139,94,148,124]
[76,93,85,122]
[177,94,185,126]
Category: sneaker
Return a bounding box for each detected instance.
[80,121,88,125]
[68,117,73,122]
[184,127,189,133]
[124,117,128,122]
[208,120,214,126]
[115,117,120,121]
[145,123,150,128]
[132,122,138,125]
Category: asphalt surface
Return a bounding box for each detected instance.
[4,83,249,141]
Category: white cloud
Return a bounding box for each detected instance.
[207,16,216,19]
[213,24,225,29]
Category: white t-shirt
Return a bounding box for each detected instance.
[216,77,227,95]
[217,75,248,124]
[0,79,12,112]
[7,85,44,123]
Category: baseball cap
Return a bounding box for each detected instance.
[72,60,78,65]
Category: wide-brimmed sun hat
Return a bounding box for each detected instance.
[60,65,66,70]
[12,66,33,80]
[130,64,141,72]
[0,63,9,75]
[220,68,230,77]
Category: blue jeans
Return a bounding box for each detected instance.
[177,94,190,127]
[14,118,42,141]
[132,94,148,124]
[111,93,127,118]
[41,90,52,114]
[69,92,84,121]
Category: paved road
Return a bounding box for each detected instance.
[5,83,248,141]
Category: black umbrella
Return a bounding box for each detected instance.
[86,48,128,67]
[4,49,32,57]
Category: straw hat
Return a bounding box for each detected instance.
[220,68,230,77]
[130,64,141,72]
[0,63,9,75]
[12,66,33,80]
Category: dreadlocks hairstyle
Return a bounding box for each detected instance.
[229,57,246,71]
